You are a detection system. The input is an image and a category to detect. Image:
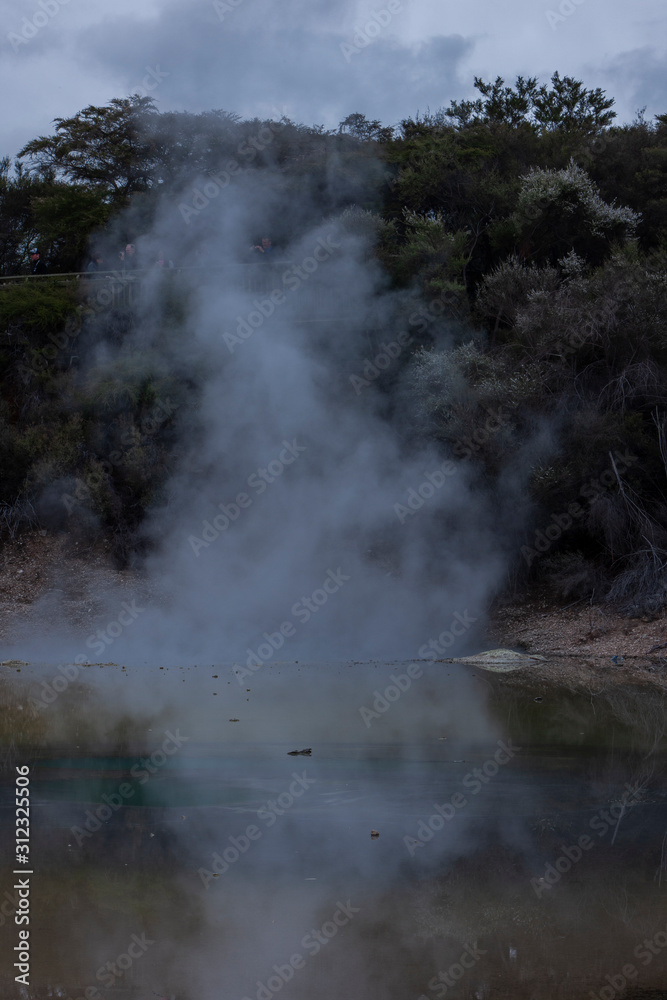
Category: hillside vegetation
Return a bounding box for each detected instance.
[2,75,667,611]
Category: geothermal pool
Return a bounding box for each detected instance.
[1,660,666,999]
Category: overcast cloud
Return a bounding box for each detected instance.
[1,0,666,157]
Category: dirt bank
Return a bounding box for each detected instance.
[0,531,156,646]
[2,532,667,691]
[487,592,667,691]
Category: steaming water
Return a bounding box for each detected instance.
[3,154,666,1000]
[2,661,666,1000]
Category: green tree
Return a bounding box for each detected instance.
[0,157,44,273]
[444,75,539,128]
[18,96,158,203]
[30,185,115,272]
[532,72,616,134]
[443,72,615,135]
[338,113,394,143]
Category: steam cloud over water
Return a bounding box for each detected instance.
[117,164,517,664]
[12,154,524,665]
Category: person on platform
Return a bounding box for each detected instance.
[119,242,139,269]
[86,251,105,272]
[28,248,47,274]
[251,236,274,256]
[154,249,174,268]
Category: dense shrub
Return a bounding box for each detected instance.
[2,80,667,601]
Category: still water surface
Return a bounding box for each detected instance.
[1,660,666,999]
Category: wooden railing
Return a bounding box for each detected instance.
[0,263,354,318]
[0,266,387,358]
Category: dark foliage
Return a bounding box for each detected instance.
[2,75,667,602]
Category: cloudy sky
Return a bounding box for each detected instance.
[2,0,665,158]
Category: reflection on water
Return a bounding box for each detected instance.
[1,661,666,999]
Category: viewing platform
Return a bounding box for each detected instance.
[0,263,346,315]
[0,262,382,354]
